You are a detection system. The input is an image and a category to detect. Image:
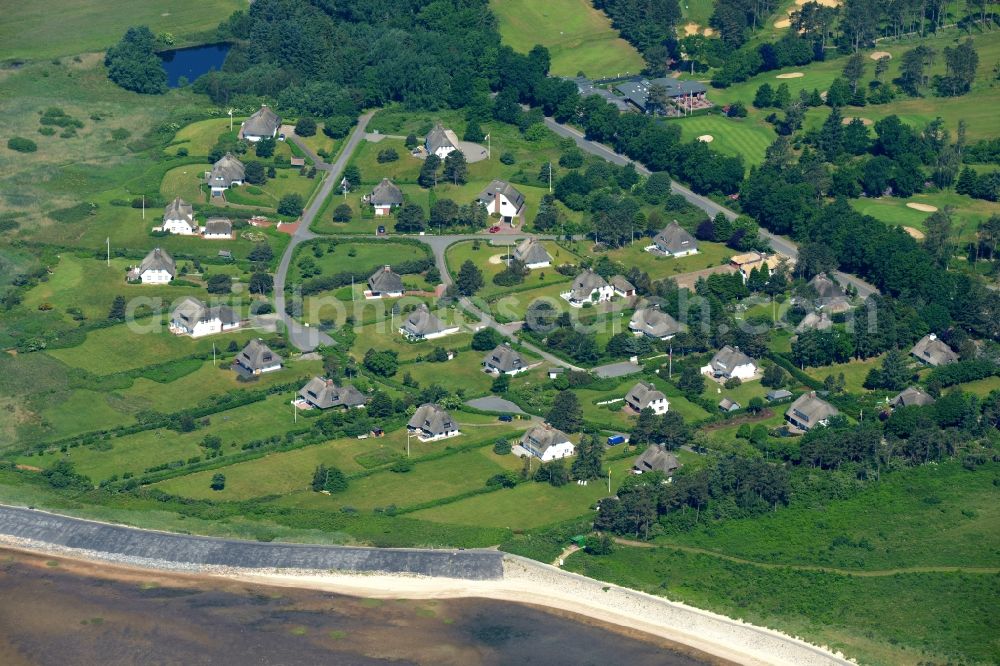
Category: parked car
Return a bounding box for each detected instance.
[488,225,501,233]
[498,414,513,422]
[376,225,386,236]
[607,434,628,446]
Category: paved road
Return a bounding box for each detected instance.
[543,118,879,299]
[0,505,503,578]
[465,396,527,414]
[592,360,642,378]
[274,112,375,351]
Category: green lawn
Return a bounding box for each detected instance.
[21,392,301,482]
[45,322,249,375]
[489,0,645,78]
[0,0,245,59]
[401,350,495,397]
[671,114,776,167]
[445,240,574,299]
[171,118,234,157]
[36,389,136,441]
[156,415,522,501]
[223,170,320,210]
[349,317,473,363]
[119,358,321,414]
[955,375,1000,397]
[700,375,769,410]
[160,164,209,204]
[850,192,999,238]
[603,239,734,279]
[411,457,635,529]
[295,125,343,158]
[21,255,211,322]
[803,355,884,394]
[289,240,430,285]
[350,139,423,184]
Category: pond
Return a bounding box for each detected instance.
[158,43,230,88]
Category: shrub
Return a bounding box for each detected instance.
[499,151,516,165]
[7,137,37,153]
[277,193,305,217]
[295,117,317,137]
[210,473,225,491]
[493,439,512,455]
[376,147,399,163]
[332,204,352,222]
[38,127,56,137]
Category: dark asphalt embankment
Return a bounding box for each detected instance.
[0,505,504,580]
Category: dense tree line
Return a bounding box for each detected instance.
[105,26,167,94]
[194,0,500,112]
[593,0,682,72]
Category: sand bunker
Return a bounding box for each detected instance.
[697,135,714,143]
[842,117,874,126]
[487,254,506,265]
[796,0,840,6]
[684,22,700,36]
[703,27,715,36]
[903,226,925,239]
[776,72,804,79]
[870,51,892,61]
[906,202,938,212]
[774,18,791,28]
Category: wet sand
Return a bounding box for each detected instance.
[0,549,717,666]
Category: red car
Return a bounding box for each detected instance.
[488,225,501,233]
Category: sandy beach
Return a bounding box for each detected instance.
[0,530,853,666]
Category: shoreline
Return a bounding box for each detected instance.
[0,527,853,666]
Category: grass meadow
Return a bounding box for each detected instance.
[289,240,430,284]
[489,0,646,78]
[567,461,1000,664]
[0,0,244,60]
[45,322,249,375]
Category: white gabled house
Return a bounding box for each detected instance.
[477,180,525,223]
[241,105,282,143]
[561,269,614,307]
[520,425,575,462]
[235,338,282,375]
[512,238,552,269]
[207,153,245,196]
[407,403,461,442]
[169,297,241,338]
[202,217,233,240]
[648,221,699,258]
[425,124,460,159]
[625,381,669,415]
[398,304,459,341]
[701,345,759,381]
[162,197,197,235]
[368,178,404,217]
[366,265,405,299]
[128,247,175,284]
[483,343,528,376]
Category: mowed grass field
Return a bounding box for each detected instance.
[445,240,573,299]
[672,115,775,167]
[850,192,999,237]
[411,457,636,529]
[289,240,430,284]
[0,0,245,60]
[45,322,249,375]
[490,0,646,78]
